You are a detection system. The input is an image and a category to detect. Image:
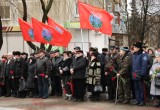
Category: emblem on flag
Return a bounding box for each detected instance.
[89,14,102,29]
[42,28,53,42]
[28,29,34,40]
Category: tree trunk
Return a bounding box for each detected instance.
[141,0,149,42]
[0,16,3,50]
[22,0,39,51]
[40,0,54,51]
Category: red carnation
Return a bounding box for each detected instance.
[40,73,45,77]
[110,66,114,72]
[112,77,116,81]
[10,70,14,74]
[133,73,137,78]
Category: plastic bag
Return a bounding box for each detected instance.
[19,79,27,91]
[94,84,103,92]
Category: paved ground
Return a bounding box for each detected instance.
[0,96,158,110]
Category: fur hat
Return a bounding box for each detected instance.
[120,47,129,52]
[134,42,142,49]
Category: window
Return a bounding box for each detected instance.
[0,1,11,20]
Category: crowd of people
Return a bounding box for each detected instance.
[0,41,160,108]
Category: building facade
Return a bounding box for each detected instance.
[0,0,128,56]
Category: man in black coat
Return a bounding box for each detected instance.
[50,49,63,96]
[5,53,15,97]
[13,51,26,98]
[70,50,87,102]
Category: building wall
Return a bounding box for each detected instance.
[1,32,34,56]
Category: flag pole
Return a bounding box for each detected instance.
[25,41,29,54]
[81,29,84,51]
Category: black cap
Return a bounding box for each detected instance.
[134,42,142,49]
[21,52,28,55]
[13,51,21,56]
[74,46,81,50]
[76,50,83,54]
[63,51,70,56]
[109,46,116,50]
[102,48,108,51]
[89,47,96,51]
[50,49,59,54]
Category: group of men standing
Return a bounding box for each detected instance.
[0,41,156,106]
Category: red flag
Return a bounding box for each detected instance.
[32,18,63,46]
[48,17,72,47]
[78,1,113,35]
[18,18,35,41]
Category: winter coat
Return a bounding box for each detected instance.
[86,58,101,85]
[132,51,149,80]
[60,57,72,76]
[26,58,37,88]
[105,53,119,76]
[150,62,160,96]
[116,53,132,78]
[51,56,63,77]
[0,61,6,78]
[5,59,15,78]
[71,56,87,79]
[14,58,26,78]
[36,56,51,76]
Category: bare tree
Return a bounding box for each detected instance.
[22,0,39,51]
[21,0,54,52]
[128,0,160,46]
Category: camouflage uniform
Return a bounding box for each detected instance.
[116,54,132,102]
[105,53,119,100]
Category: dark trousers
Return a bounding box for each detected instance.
[101,66,107,92]
[134,80,145,103]
[14,78,20,95]
[52,76,62,96]
[37,76,49,97]
[72,79,85,100]
[62,76,71,95]
[107,75,116,99]
[5,77,14,95]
